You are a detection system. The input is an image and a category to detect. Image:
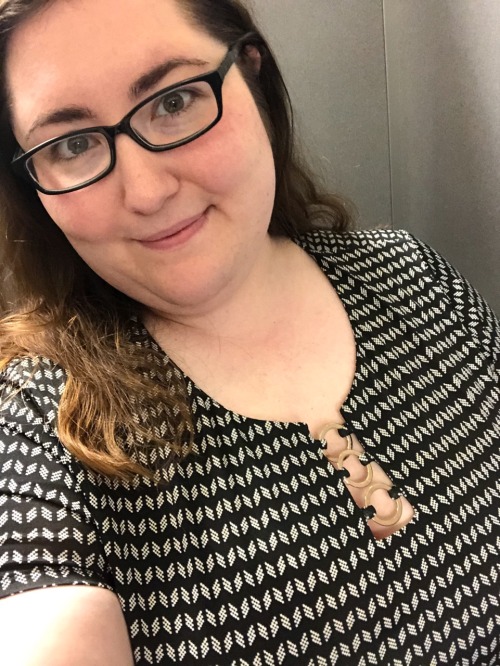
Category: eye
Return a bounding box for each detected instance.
[49,133,101,162]
[155,89,196,117]
[65,135,91,155]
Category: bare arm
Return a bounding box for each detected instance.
[0,586,134,666]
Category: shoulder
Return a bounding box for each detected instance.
[0,355,66,430]
[296,228,444,306]
[0,355,76,476]
[1,354,66,391]
[0,357,112,603]
[297,227,428,268]
[297,228,499,369]
[295,227,486,305]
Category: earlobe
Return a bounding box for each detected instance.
[243,45,262,75]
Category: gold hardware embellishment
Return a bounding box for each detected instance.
[364,483,403,527]
[337,450,374,488]
[319,422,353,464]
[321,422,407,530]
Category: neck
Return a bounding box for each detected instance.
[144,236,305,347]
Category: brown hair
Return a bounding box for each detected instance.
[0,0,353,480]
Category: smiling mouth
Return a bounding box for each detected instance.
[138,209,209,248]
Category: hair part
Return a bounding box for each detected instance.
[0,0,354,481]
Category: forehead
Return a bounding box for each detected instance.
[6,0,220,126]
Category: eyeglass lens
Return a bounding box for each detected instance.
[27,80,219,191]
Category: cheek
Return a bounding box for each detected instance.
[186,92,275,201]
[38,191,113,243]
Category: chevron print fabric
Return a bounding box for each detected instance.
[0,229,499,664]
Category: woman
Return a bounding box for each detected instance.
[0,0,498,664]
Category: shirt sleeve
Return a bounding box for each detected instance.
[409,234,500,380]
[0,358,114,599]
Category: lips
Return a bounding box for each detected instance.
[136,209,208,250]
[139,211,207,243]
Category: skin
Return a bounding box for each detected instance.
[7,0,278,318]
[0,587,134,665]
[3,7,413,662]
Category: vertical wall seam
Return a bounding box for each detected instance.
[381,0,395,230]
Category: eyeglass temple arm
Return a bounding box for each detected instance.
[218,32,260,79]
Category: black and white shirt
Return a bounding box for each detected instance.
[1,230,499,665]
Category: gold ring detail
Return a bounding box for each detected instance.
[318,422,346,441]
[364,483,403,527]
[337,450,373,488]
[320,423,352,465]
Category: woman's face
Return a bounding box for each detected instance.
[6,0,276,315]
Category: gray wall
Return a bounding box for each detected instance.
[250,0,500,314]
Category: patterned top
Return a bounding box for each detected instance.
[0,229,499,666]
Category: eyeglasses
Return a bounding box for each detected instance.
[11,40,244,195]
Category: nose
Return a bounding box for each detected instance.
[113,135,180,215]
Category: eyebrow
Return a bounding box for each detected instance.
[129,57,209,99]
[23,56,210,144]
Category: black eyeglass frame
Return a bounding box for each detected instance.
[11,36,249,195]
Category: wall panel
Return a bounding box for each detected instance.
[250,1,499,311]
[250,0,391,229]
[384,0,500,312]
